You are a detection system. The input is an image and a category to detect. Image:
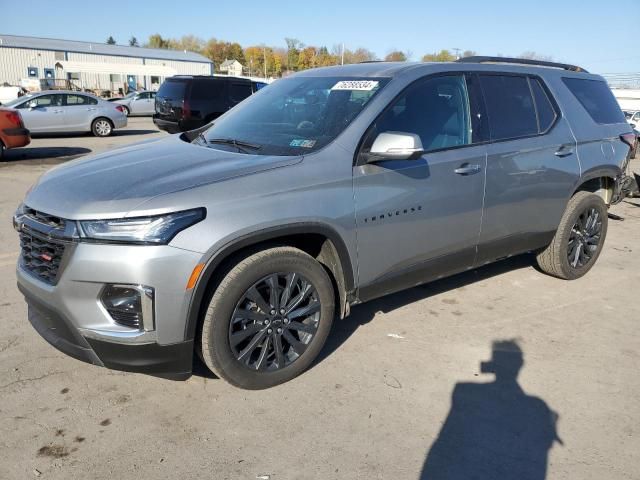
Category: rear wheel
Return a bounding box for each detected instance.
[536,191,608,279]
[199,247,335,389]
[0,140,5,161]
[121,105,130,116]
[92,117,113,137]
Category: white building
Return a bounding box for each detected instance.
[612,89,640,112]
[0,34,213,93]
[219,59,244,77]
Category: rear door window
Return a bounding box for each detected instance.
[230,82,252,103]
[562,78,625,124]
[530,78,557,132]
[479,74,538,141]
[191,79,225,101]
[65,94,97,105]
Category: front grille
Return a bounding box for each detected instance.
[19,227,66,285]
[24,207,65,230]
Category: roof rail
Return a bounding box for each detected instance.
[456,56,588,73]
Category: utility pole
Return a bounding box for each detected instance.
[341,43,344,65]
[452,47,461,60]
[263,46,267,79]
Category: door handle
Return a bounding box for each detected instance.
[554,148,574,157]
[454,164,481,175]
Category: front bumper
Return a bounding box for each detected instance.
[19,283,193,379]
[14,213,204,379]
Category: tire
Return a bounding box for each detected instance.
[122,106,130,116]
[0,140,5,161]
[200,247,335,389]
[536,191,608,280]
[91,117,113,137]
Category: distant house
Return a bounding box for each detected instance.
[219,59,243,77]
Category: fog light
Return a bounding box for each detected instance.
[100,284,155,331]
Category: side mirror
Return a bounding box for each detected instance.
[367,131,425,162]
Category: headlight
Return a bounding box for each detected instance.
[79,208,205,244]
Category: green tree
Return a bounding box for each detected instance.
[106,36,116,45]
[422,49,456,62]
[146,34,169,49]
[285,38,303,71]
[385,51,407,62]
[462,50,476,58]
[129,36,139,47]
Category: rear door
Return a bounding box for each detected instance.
[353,74,487,300]
[63,94,97,131]
[228,81,253,110]
[475,73,580,265]
[16,94,65,133]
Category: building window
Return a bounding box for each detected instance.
[151,76,160,85]
[27,67,39,78]
[68,72,80,80]
[109,74,122,82]
[54,51,65,61]
[44,68,55,79]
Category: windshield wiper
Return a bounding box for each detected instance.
[207,137,262,154]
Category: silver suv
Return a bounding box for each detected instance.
[14,58,636,389]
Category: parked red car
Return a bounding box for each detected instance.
[0,108,30,160]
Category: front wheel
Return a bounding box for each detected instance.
[199,247,335,389]
[91,118,113,137]
[536,191,608,280]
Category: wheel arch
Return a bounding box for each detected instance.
[184,223,356,342]
[572,166,621,206]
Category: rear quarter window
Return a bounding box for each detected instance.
[157,79,188,99]
[562,78,625,124]
[191,79,226,101]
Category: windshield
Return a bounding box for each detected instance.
[202,76,389,155]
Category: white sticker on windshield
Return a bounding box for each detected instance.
[330,80,379,91]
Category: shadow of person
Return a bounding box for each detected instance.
[420,340,562,480]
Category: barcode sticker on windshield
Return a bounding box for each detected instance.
[331,80,379,91]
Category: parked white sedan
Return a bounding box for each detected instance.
[2,90,127,137]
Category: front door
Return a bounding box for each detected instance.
[353,74,487,301]
[130,92,154,114]
[17,94,65,133]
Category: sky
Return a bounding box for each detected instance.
[1,0,638,73]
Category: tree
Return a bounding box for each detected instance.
[422,49,456,62]
[344,47,377,64]
[385,50,407,62]
[146,34,169,49]
[285,38,303,71]
[462,50,476,58]
[106,36,116,45]
[129,36,139,47]
[519,51,553,62]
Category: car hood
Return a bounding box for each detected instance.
[25,134,302,219]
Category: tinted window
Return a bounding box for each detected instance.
[230,83,252,103]
[480,75,538,141]
[562,78,625,124]
[191,79,225,101]
[372,75,472,152]
[157,79,187,100]
[530,78,557,132]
